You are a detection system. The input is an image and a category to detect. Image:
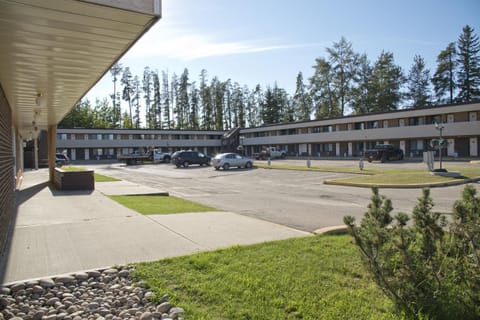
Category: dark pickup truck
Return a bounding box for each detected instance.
[364,144,404,163]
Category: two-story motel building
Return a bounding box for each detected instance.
[54,101,480,161]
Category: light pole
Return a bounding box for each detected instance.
[435,122,445,170]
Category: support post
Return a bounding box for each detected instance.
[47,125,57,183]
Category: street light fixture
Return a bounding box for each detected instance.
[434,122,445,170]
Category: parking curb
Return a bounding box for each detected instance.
[313,225,348,235]
[323,177,480,189]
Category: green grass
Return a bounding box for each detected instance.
[94,173,121,182]
[330,166,480,185]
[61,166,121,182]
[255,163,480,186]
[108,195,219,215]
[133,235,399,320]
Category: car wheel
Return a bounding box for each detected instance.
[367,157,373,163]
[214,167,219,170]
[164,156,171,163]
[176,163,181,168]
[223,163,230,170]
[381,153,387,163]
[245,162,252,168]
[183,161,190,168]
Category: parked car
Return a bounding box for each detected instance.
[55,153,69,166]
[171,151,211,168]
[213,153,254,170]
[364,144,404,163]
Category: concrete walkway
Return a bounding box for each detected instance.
[1,169,309,284]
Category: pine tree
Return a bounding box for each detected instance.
[406,54,431,108]
[152,71,161,129]
[161,71,171,129]
[109,63,122,127]
[142,67,153,128]
[246,85,262,127]
[169,73,178,129]
[310,57,339,119]
[132,75,141,128]
[189,82,200,129]
[368,51,404,112]
[121,67,134,128]
[326,37,360,115]
[292,72,311,121]
[177,69,190,129]
[351,54,373,114]
[456,25,480,102]
[432,43,457,104]
[199,69,213,130]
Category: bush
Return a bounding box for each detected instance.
[344,185,480,320]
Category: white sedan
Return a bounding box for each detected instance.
[212,153,254,170]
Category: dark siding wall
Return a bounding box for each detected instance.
[0,86,14,256]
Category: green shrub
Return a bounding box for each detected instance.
[344,185,480,320]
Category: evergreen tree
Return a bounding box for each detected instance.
[246,85,262,127]
[292,72,312,121]
[132,75,141,128]
[152,71,161,129]
[406,54,431,108]
[121,67,134,127]
[432,43,456,104]
[351,54,373,114]
[109,63,122,127]
[177,69,190,129]
[189,82,200,129]
[326,37,360,115]
[170,73,178,129]
[142,67,154,128]
[310,57,340,119]
[59,99,95,128]
[199,69,213,130]
[93,98,116,128]
[224,79,233,129]
[231,83,246,128]
[211,77,225,130]
[368,51,404,112]
[161,71,171,129]
[456,25,480,102]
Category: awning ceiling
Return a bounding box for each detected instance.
[0,0,161,138]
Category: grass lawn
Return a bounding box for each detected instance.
[133,234,398,320]
[108,195,219,215]
[255,163,480,186]
[329,166,480,185]
[61,166,121,182]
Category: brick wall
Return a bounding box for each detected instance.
[0,85,14,256]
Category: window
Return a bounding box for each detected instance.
[366,121,378,129]
[354,122,365,130]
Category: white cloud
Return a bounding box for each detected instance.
[125,24,319,61]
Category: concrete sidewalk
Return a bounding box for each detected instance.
[1,169,309,284]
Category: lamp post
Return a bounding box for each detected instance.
[435,122,444,170]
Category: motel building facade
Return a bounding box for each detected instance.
[54,101,480,162]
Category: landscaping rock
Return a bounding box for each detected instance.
[0,267,181,320]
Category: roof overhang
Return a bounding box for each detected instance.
[0,0,161,139]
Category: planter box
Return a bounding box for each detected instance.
[53,168,95,191]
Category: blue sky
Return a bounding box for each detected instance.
[86,0,480,102]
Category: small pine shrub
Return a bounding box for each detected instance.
[344,185,480,320]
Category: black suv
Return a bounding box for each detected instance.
[171,151,211,168]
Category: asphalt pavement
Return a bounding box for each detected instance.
[0,169,308,284]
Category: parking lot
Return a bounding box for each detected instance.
[92,159,478,232]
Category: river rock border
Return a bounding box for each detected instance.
[0,267,184,320]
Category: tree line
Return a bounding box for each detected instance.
[60,25,480,130]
